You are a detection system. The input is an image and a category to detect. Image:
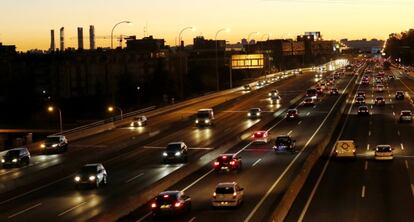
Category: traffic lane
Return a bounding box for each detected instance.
[125,76,354,222]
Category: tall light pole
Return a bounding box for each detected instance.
[261,33,271,41]
[215,28,230,91]
[47,106,63,133]
[108,106,124,120]
[178,27,194,48]
[247,31,259,53]
[111,21,131,49]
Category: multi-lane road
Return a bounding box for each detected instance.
[0,60,358,222]
[287,66,414,222]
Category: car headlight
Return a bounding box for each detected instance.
[138,121,142,126]
[175,152,181,156]
[41,144,46,148]
[248,113,251,117]
[130,122,134,127]
[163,152,167,157]
[1,159,4,163]
[204,119,210,123]
[12,159,17,163]
[257,113,261,116]
[52,144,58,147]
[89,175,96,181]
[195,120,199,124]
[74,176,80,182]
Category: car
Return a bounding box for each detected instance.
[213,154,242,172]
[395,91,404,100]
[247,108,262,119]
[358,105,369,115]
[355,96,365,105]
[243,84,252,91]
[374,145,393,160]
[319,83,326,90]
[315,73,323,78]
[388,75,395,80]
[273,136,296,153]
[195,108,214,127]
[268,89,279,97]
[330,88,339,95]
[303,97,315,106]
[357,91,366,98]
[361,79,370,85]
[256,80,265,88]
[151,191,191,217]
[399,110,413,122]
[305,88,318,100]
[211,182,244,207]
[130,115,147,127]
[375,96,385,105]
[269,95,281,105]
[316,87,324,95]
[251,130,269,143]
[334,140,356,158]
[1,147,31,168]
[162,142,188,163]
[286,109,299,119]
[74,163,107,188]
[41,135,68,153]
[375,84,384,92]
[333,73,341,79]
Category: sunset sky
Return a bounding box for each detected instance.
[1,0,413,51]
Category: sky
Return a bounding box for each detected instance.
[0,0,413,51]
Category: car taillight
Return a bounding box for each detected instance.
[213,161,220,167]
[213,192,216,198]
[230,161,235,165]
[151,203,157,208]
[174,202,182,208]
[233,192,237,199]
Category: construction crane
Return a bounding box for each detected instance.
[69,35,128,48]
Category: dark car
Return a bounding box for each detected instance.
[303,97,315,106]
[399,110,412,122]
[286,109,299,119]
[355,96,365,105]
[151,191,191,218]
[213,154,242,172]
[1,147,31,168]
[41,135,68,154]
[247,108,262,119]
[243,85,252,91]
[162,142,188,163]
[74,163,107,188]
[357,91,366,98]
[273,136,296,153]
[395,91,405,100]
[330,88,339,95]
[358,106,369,116]
[375,96,385,105]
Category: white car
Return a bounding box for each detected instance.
[130,116,147,127]
[212,182,244,207]
[374,145,393,160]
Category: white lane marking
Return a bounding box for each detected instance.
[401,143,405,150]
[8,203,42,218]
[361,185,366,198]
[368,131,371,136]
[287,130,293,136]
[125,173,144,183]
[364,161,368,170]
[58,201,87,216]
[366,144,370,151]
[298,73,362,221]
[393,112,396,116]
[137,212,152,222]
[182,169,214,192]
[143,146,213,150]
[411,184,414,198]
[252,159,262,167]
[398,130,401,136]
[298,121,302,125]
[405,160,409,169]
[246,74,357,222]
[188,217,196,222]
[370,105,373,109]
[306,112,310,116]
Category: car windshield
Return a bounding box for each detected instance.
[377,146,391,152]
[46,137,60,143]
[357,97,364,101]
[156,193,179,204]
[216,186,234,194]
[5,150,20,157]
[276,137,289,144]
[218,155,233,162]
[359,107,368,110]
[197,111,210,119]
[402,112,411,116]
[306,89,316,94]
[376,97,384,100]
[250,108,260,113]
[134,117,144,121]
[80,166,97,174]
[288,110,297,114]
[167,144,181,151]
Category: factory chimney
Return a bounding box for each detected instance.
[50,29,55,52]
[59,27,64,51]
[89,25,95,50]
[77,27,84,50]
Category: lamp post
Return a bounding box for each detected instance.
[246,31,259,53]
[111,21,131,49]
[215,28,230,91]
[178,27,194,49]
[108,106,124,120]
[261,33,271,41]
[47,106,63,133]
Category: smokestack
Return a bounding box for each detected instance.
[59,27,64,51]
[77,27,84,50]
[89,25,95,50]
[50,29,55,52]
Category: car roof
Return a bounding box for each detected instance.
[276,135,290,139]
[337,140,354,143]
[83,163,101,167]
[376,144,391,147]
[8,147,27,152]
[359,105,368,108]
[216,182,237,187]
[219,153,236,158]
[168,142,184,145]
[159,190,181,196]
[47,135,63,138]
[288,109,298,112]
[402,110,412,113]
[255,130,267,133]
[199,108,212,111]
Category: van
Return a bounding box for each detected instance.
[195,108,214,127]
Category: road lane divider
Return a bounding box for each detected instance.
[8,202,42,219]
[361,185,366,198]
[252,159,262,167]
[58,201,87,217]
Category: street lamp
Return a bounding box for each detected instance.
[108,106,124,120]
[215,28,230,91]
[178,27,195,48]
[111,20,131,49]
[47,106,63,133]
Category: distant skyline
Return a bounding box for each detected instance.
[1,0,413,51]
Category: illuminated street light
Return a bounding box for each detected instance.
[111,20,131,49]
[47,105,63,133]
[215,28,230,91]
[108,106,124,120]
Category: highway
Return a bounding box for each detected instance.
[287,66,414,222]
[0,63,348,222]
[119,63,358,222]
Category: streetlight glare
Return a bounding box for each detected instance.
[48,106,54,112]
[108,106,114,112]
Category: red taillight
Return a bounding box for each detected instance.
[222,155,227,159]
[174,202,182,208]
[230,161,236,165]
[151,203,157,208]
[213,161,220,167]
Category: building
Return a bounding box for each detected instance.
[126,36,166,54]
[340,39,384,54]
[0,42,16,55]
